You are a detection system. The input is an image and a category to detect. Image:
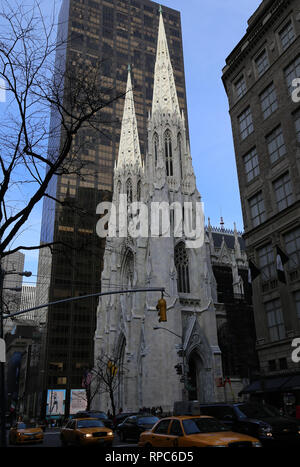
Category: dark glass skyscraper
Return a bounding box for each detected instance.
[36,0,189,417]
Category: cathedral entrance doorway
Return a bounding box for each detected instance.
[187,351,202,401]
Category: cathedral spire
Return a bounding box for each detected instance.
[152,10,181,117]
[117,67,142,169]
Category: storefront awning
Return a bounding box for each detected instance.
[281,375,300,391]
[240,375,300,395]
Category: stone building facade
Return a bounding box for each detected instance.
[222,0,300,409]
[94,12,224,413]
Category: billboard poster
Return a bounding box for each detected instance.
[46,389,66,416]
[70,389,87,414]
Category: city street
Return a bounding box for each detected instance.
[6,428,138,448]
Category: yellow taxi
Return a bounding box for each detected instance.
[138,416,262,448]
[9,422,44,445]
[60,417,114,447]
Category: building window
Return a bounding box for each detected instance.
[279,20,295,51]
[175,242,190,293]
[279,357,288,370]
[284,227,300,269]
[284,56,300,95]
[164,130,173,177]
[258,243,276,280]
[295,291,300,319]
[137,180,141,202]
[268,360,277,372]
[273,172,293,212]
[266,126,286,164]
[154,133,159,167]
[178,133,182,179]
[126,179,133,203]
[265,299,286,342]
[255,49,269,77]
[260,83,278,120]
[238,107,254,140]
[243,147,260,182]
[294,109,300,143]
[249,191,266,227]
[235,75,247,100]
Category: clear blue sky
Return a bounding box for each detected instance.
[1,0,262,280]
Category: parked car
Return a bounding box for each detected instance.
[199,402,300,445]
[9,422,44,445]
[73,411,113,429]
[117,414,159,442]
[113,412,138,430]
[138,415,261,448]
[60,417,114,447]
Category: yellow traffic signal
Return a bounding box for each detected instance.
[156,297,167,322]
[107,361,118,376]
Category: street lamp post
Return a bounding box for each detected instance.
[0,266,32,447]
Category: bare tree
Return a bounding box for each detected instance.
[0,0,125,260]
[92,352,127,419]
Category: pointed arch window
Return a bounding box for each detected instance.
[117,181,122,199]
[154,133,159,167]
[164,130,173,177]
[178,133,182,179]
[126,179,133,203]
[175,242,190,293]
[137,179,141,202]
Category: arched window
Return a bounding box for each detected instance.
[164,130,173,177]
[154,133,159,168]
[175,242,190,293]
[117,181,121,199]
[178,133,182,179]
[126,179,133,203]
[137,179,141,202]
[123,250,134,287]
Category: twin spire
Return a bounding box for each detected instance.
[152,9,181,117]
[117,9,181,169]
[116,65,142,169]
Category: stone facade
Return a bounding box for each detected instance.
[222,0,300,408]
[93,12,223,413]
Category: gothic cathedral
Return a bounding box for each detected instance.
[93,11,224,413]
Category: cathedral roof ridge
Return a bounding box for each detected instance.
[205,225,244,237]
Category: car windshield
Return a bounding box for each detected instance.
[77,420,104,428]
[182,418,230,435]
[17,423,37,429]
[236,403,281,419]
[137,417,159,425]
[89,413,108,419]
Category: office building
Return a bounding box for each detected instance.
[222,0,300,410]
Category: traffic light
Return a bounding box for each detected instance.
[174,364,183,375]
[107,361,118,377]
[156,297,167,322]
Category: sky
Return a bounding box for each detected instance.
[0,0,263,282]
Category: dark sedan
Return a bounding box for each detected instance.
[117,415,160,442]
[200,402,300,446]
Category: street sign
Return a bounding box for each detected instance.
[0,338,5,363]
